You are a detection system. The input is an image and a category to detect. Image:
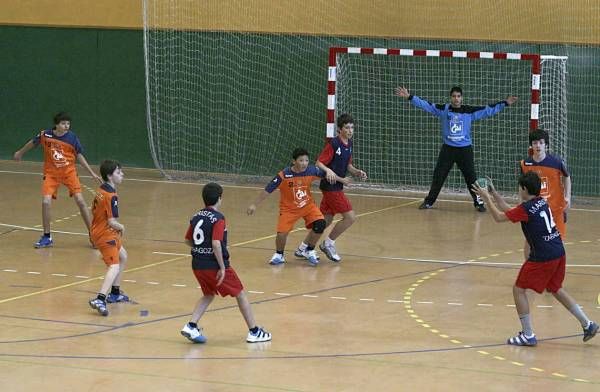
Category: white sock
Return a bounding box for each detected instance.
[325,237,335,246]
[298,242,307,251]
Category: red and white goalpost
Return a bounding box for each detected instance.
[326,46,567,193]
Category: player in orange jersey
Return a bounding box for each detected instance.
[247,148,349,266]
[13,112,102,248]
[520,129,571,259]
[88,160,129,316]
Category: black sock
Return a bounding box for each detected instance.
[250,326,259,333]
[306,246,314,251]
[111,286,120,295]
[276,250,284,255]
[43,232,51,237]
[97,293,106,302]
[188,322,198,329]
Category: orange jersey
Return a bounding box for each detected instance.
[520,155,569,213]
[90,183,120,242]
[32,129,83,176]
[265,165,325,211]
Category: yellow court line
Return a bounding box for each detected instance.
[235,200,420,247]
[0,255,188,305]
[0,200,418,304]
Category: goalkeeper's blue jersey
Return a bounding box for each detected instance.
[408,95,508,147]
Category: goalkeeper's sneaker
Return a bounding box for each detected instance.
[418,202,433,210]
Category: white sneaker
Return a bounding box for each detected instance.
[319,242,341,262]
[181,323,207,343]
[269,253,285,265]
[305,249,319,266]
[247,327,272,343]
[294,247,320,260]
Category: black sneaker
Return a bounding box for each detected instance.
[475,204,486,212]
[418,202,433,210]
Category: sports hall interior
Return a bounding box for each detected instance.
[1,1,599,391]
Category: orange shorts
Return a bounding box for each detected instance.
[277,203,324,233]
[42,171,82,199]
[95,237,122,266]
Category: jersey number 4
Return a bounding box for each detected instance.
[192,219,205,245]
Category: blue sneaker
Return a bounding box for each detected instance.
[107,292,130,303]
[269,253,285,265]
[89,298,109,316]
[583,321,599,342]
[181,323,207,343]
[305,250,319,266]
[34,235,53,248]
[507,331,537,346]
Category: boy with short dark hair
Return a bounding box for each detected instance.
[295,113,367,262]
[13,112,102,248]
[88,160,129,316]
[473,172,598,346]
[247,148,349,266]
[181,182,271,343]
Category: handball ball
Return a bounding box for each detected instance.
[475,177,489,190]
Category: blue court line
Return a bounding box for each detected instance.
[0,264,460,344]
[0,314,116,328]
[0,334,585,361]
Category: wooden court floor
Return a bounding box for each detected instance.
[1,160,599,391]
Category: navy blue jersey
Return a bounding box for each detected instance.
[505,197,565,262]
[409,95,507,147]
[318,136,352,191]
[185,208,230,270]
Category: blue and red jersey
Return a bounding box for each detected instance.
[505,197,565,262]
[318,136,352,192]
[185,207,230,270]
[32,129,83,176]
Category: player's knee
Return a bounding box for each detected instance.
[312,219,327,234]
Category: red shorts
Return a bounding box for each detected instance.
[96,238,122,266]
[277,203,324,233]
[42,172,82,199]
[193,267,244,297]
[320,191,353,216]
[515,255,566,294]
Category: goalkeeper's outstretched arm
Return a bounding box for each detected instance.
[394,86,444,117]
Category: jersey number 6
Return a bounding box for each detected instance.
[193,219,205,245]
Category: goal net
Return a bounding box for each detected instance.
[330,48,567,194]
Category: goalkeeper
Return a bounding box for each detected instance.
[395,86,517,212]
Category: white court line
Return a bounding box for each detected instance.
[151,251,600,268]
[9,167,599,208]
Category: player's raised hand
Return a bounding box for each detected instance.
[394,86,410,99]
[247,204,257,215]
[13,151,23,161]
[505,95,518,105]
[471,182,491,202]
[485,176,497,193]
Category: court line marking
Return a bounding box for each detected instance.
[0,255,188,304]
[404,269,594,383]
[4,167,600,210]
